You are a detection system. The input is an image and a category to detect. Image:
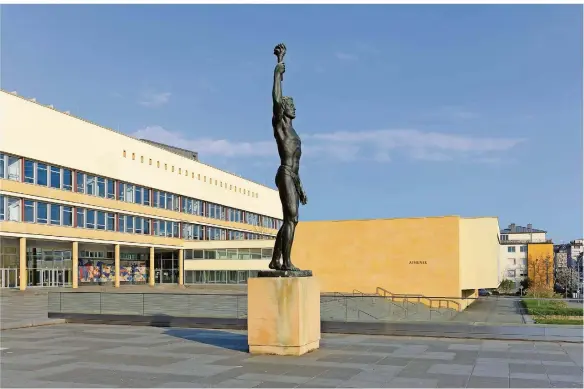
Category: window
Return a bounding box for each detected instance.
[144,219,151,235]
[507,246,516,253]
[86,175,96,195]
[507,270,516,278]
[76,172,85,193]
[97,177,106,198]
[63,169,73,191]
[118,215,125,232]
[36,202,48,224]
[76,208,85,227]
[135,187,143,205]
[7,156,21,181]
[520,246,527,253]
[24,160,35,183]
[501,234,509,241]
[143,188,151,206]
[50,204,61,225]
[135,217,143,234]
[36,163,48,186]
[107,213,115,231]
[62,206,73,226]
[0,154,4,179]
[107,179,115,199]
[125,184,134,203]
[0,195,4,220]
[126,215,134,233]
[6,197,21,221]
[50,166,61,189]
[86,210,96,229]
[24,200,35,222]
[509,258,516,265]
[96,211,106,230]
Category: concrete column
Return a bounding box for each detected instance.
[19,237,27,291]
[114,244,120,288]
[178,249,184,286]
[149,247,155,286]
[72,241,79,289]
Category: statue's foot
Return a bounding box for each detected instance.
[281,263,299,271]
[269,260,282,270]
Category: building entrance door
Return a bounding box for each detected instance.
[154,252,178,284]
[37,269,71,287]
[0,268,19,288]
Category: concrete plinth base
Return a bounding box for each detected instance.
[247,275,320,356]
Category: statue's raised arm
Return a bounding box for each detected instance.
[272,43,286,116]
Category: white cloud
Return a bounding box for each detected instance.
[139,91,171,107]
[129,126,525,164]
[131,126,274,158]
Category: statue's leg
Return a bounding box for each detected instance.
[269,228,283,270]
[280,175,299,271]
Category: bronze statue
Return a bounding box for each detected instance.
[268,43,309,273]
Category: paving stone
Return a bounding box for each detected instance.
[547,374,583,383]
[386,377,439,388]
[467,376,510,388]
[544,364,584,376]
[1,322,582,389]
[435,375,470,388]
[509,378,552,388]
[509,363,547,374]
[210,379,262,388]
[427,363,474,376]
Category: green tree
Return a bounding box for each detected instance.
[498,279,515,294]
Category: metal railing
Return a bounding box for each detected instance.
[376,287,461,311]
[46,292,584,325]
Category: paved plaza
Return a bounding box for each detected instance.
[1,323,582,388]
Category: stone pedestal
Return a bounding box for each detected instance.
[247,272,320,356]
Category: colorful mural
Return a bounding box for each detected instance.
[79,259,148,283]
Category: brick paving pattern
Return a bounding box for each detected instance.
[1,324,582,388]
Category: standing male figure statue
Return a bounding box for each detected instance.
[268,43,308,272]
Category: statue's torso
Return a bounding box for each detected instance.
[273,119,301,173]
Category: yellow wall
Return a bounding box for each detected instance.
[0,91,282,219]
[292,217,462,297]
[459,217,500,290]
[527,243,554,288]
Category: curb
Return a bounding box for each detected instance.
[1,319,66,331]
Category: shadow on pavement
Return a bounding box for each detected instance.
[164,327,249,352]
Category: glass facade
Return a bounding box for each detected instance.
[185,248,273,260]
[184,270,259,284]
[7,196,272,240]
[1,152,284,232]
[0,150,281,289]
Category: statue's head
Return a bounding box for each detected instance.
[282,96,296,119]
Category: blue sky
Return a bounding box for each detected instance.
[2,4,582,241]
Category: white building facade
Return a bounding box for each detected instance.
[498,223,548,289]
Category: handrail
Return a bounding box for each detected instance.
[376,287,461,311]
[352,289,373,298]
[357,309,379,320]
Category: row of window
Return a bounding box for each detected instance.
[507,246,528,253]
[0,153,283,230]
[0,195,275,241]
[184,248,273,260]
[123,149,260,199]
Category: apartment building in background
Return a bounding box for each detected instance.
[498,223,550,289]
[0,90,284,290]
